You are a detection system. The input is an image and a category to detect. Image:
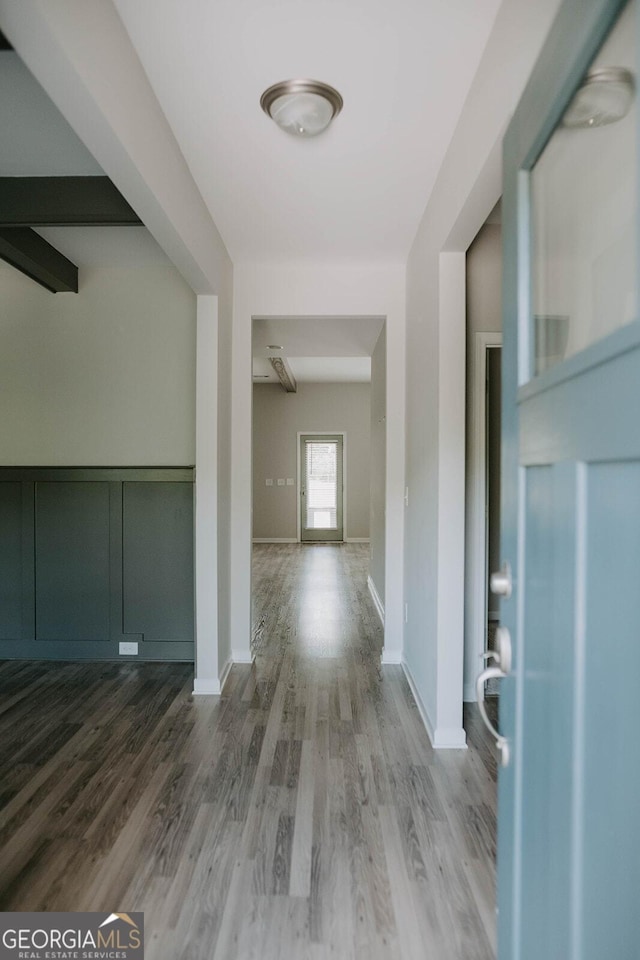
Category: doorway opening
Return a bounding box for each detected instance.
[298,433,344,542]
[250,315,386,658]
[463,206,503,707]
[484,345,502,694]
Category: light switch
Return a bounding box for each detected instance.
[277,478,285,486]
[266,479,273,486]
[286,478,294,486]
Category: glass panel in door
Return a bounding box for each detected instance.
[300,435,343,541]
[530,0,637,377]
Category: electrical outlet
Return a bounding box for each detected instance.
[286,478,294,486]
[277,478,285,486]
[404,486,409,507]
[404,603,409,624]
[119,641,139,656]
[266,478,273,486]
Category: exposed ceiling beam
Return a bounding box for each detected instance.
[269,357,297,393]
[0,227,78,293]
[0,177,142,226]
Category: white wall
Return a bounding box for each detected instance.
[232,264,405,663]
[403,0,563,748]
[0,262,196,464]
[252,382,371,541]
[369,326,386,604]
[463,223,502,701]
[466,223,503,339]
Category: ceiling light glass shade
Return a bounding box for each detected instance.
[260,80,343,137]
[562,66,635,128]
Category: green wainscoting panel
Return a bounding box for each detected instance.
[0,468,194,661]
[123,482,194,642]
[0,483,23,640]
[35,481,111,642]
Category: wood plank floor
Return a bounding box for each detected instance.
[0,543,496,959]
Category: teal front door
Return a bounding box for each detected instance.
[492,0,640,956]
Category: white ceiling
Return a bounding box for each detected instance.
[113,0,502,263]
[253,316,383,357]
[2,1,502,272]
[252,315,382,382]
[34,227,172,268]
[253,356,371,384]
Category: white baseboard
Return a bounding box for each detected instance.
[193,677,221,696]
[346,538,370,543]
[367,575,385,626]
[232,648,254,664]
[252,538,297,543]
[432,726,468,749]
[218,657,232,693]
[381,649,402,664]
[193,658,233,697]
[401,659,467,750]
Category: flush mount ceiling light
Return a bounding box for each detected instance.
[563,66,635,128]
[260,79,343,137]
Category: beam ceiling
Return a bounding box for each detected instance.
[0,176,142,293]
[0,228,77,293]
[0,177,141,227]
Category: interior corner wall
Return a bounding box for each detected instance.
[216,268,234,674]
[0,262,196,465]
[403,0,563,747]
[369,325,386,605]
[463,223,503,701]
[252,382,371,541]
[231,263,405,665]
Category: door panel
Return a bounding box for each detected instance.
[581,461,640,960]
[520,463,577,960]
[498,0,640,956]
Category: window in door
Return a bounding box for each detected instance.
[299,435,344,541]
[530,0,637,378]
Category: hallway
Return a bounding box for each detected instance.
[0,544,496,959]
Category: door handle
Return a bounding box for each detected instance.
[490,561,512,599]
[475,626,512,767]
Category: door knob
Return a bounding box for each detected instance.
[490,561,512,599]
[475,626,512,767]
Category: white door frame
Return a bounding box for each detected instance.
[465,331,502,702]
[296,431,347,542]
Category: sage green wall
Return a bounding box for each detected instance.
[369,327,386,602]
[0,263,196,465]
[252,382,371,541]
